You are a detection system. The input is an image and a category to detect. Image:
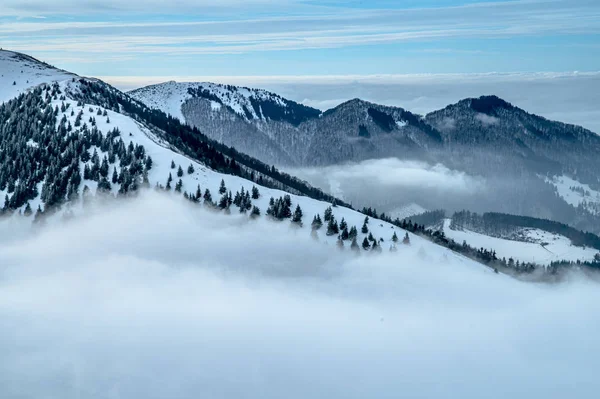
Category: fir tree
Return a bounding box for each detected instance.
[251,185,260,199]
[177,165,184,177]
[187,163,195,174]
[361,216,369,234]
[368,232,375,242]
[250,205,261,218]
[362,237,371,250]
[23,202,32,216]
[292,204,303,224]
[112,167,118,184]
[339,218,347,231]
[219,179,227,194]
[175,179,183,192]
[311,214,323,230]
[341,226,349,240]
[166,173,173,190]
[392,231,399,243]
[403,232,410,245]
[326,217,339,236]
[324,206,333,222]
[349,226,358,239]
[203,188,213,204]
[171,160,176,169]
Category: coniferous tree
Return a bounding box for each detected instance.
[250,205,261,218]
[368,232,375,242]
[292,204,303,224]
[23,202,32,216]
[187,163,195,174]
[219,179,227,194]
[337,237,344,250]
[175,179,183,192]
[361,216,369,234]
[195,185,202,201]
[362,237,371,250]
[392,231,399,243]
[218,192,229,209]
[327,217,339,236]
[349,226,358,240]
[166,172,173,190]
[203,188,213,205]
[341,226,349,240]
[311,214,323,230]
[177,165,184,178]
[251,185,260,199]
[339,217,347,231]
[403,232,410,245]
[171,160,176,169]
[112,167,118,184]
[324,206,333,222]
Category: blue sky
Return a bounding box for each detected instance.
[1,0,599,80]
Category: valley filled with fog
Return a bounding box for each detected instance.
[1,193,599,399]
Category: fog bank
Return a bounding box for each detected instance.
[1,192,599,399]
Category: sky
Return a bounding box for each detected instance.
[1,0,599,78]
[2,0,600,131]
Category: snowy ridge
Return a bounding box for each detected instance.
[0,52,490,272]
[0,50,75,104]
[442,219,598,265]
[129,81,300,122]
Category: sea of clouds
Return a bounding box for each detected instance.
[1,192,599,399]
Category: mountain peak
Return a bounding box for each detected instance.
[0,49,76,104]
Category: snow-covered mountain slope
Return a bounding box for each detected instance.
[131,80,600,235]
[545,174,600,216]
[0,50,500,275]
[0,50,75,104]
[390,203,428,221]
[442,219,598,266]
[129,81,320,124]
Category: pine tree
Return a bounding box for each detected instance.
[166,172,173,190]
[250,205,261,218]
[251,185,260,199]
[324,206,333,221]
[195,185,202,201]
[177,165,184,178]
[362,237,371,250]
[218,192,229,209]
[187,163,195,174]
[175,179,183,192]
[292,204,303,224]
[171,160,176,169]
[361,216,369,234]
[403,232,410,245]
[349,226,358,239]
[219,179,227,194]
[203,188,213,204]
[339,217,347,231]
[392,231,398,243]
[23,202,32,216]
[311,214,323,230]
[341,226,349,240]
[326,217,339,236]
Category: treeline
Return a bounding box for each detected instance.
[73,79,351,208]
[451,210,600,250]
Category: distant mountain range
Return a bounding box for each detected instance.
[130,80,600,234]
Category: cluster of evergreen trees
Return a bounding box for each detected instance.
[0,84,152,218]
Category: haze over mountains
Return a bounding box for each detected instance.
[130,80,600,235]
